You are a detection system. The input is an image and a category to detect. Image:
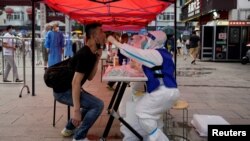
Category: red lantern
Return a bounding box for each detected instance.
[26,7,32,14]
[5,7,14,15]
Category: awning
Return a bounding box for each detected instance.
[26,7,32,14]
[5,7,14,14]
[44,0,173,30]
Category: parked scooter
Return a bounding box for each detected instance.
[241,43,250,65]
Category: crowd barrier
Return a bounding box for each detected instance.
[0,36,30,97]
[0,36,84,97]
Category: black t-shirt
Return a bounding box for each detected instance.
[70,45,97,86]
[189,35,200,48]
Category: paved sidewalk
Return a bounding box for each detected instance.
[0,56,250,141]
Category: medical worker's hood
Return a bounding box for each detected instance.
[144,31,167,49]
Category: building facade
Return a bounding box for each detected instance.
[148,0,185,36]
[179,0,250,61]
[229,0,250,20]
[0,6,41,33]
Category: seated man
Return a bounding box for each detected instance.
[108,31,180,141]
[53,23,105,141]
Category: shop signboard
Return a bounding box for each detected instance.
[181,0,200,21]
[229,21,250,26]
[201,0,237,15]
[181,0,237,22]
[218,33,227,40]
[46,6,65,23]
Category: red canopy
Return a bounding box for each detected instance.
[44,0,173,30]
[102,24,144,32]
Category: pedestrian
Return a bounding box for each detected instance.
[189,31,200,64]
[64,32,73,58]
[2,25,23,82]
[35,34,42,65]
[182,39,188,60]
[54,23,105,141]
[72,32,79,56]
[167,35,175,57]
[41,23,51,69]
[176,37,183,56]
[45,22,64,67]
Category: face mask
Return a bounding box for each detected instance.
[141,39,151,49]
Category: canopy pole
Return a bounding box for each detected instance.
[32,0,36,96]
[174,0,177,79]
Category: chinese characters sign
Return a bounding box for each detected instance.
[188,0,200,17]
[181,0,200,21]
[46,6,65,23]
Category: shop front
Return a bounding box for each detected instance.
[181,0,241,61]
[201,21,250,61]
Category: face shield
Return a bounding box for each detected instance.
[143,31,167,49]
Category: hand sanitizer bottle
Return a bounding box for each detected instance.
[121,59,127,75]
[113,55,119,67]
[122,59,126,67]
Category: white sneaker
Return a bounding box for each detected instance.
[61,128,74,137]
[72,138,90,141]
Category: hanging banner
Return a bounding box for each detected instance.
[40,3,46,37]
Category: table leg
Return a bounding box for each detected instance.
[107,82,121,111]
[101,82,127,139]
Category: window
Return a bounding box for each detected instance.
[157,12,175,21]
[162,12,174,21]
[7,12,21,21]
[158,15,163,20]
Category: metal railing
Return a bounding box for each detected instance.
[0,36,85,97]
[0,36,30,97]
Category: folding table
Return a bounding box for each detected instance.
[100,66,147,141]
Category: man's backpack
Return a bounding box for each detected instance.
[44,58,74,93]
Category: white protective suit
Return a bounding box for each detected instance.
[108,31,180,141]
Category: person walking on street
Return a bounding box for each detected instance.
[2,25,23,82]
[189,31,200,65]
[176,37,183,56]
[41,23,51,69]
[53,23,105,141]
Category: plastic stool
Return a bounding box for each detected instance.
[166,100,189,141]
[53,99,71,127]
